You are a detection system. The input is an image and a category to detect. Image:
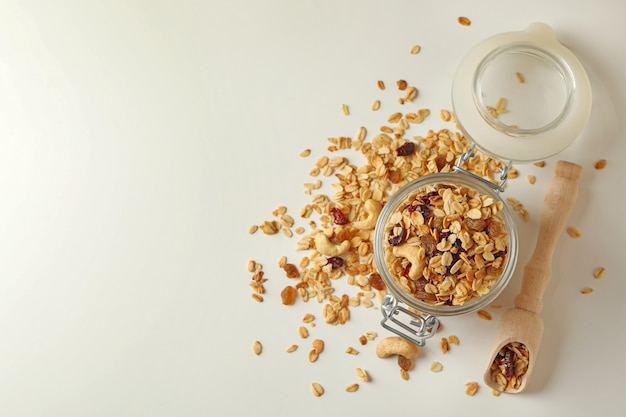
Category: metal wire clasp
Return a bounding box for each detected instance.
[380,295,439,347]
[454,144,512,193]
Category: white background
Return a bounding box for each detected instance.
[0,0,624,416]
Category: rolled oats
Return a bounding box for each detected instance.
[308,348,319,362]
[345,346,359,355]
[515,71,525,83]
[252,340,262,356]
[311,382,324,397]
[341,104,350,115]
[251,293,264,303]
[248,224,258,234]
[477,309,492,320]
[465,381,479,396]
[346,383,359,392]
[448,335,460,345]
[440,337,449,354]
[430,361,443,372]
[593,266,606,279]
[377,80,385,90]
[371,99,381,111]
[286,344,298,353]
[410,44,421,54]
[567,226,581,238]
[526,175,536,185]
[581,287,593,294]
[356,368,370,382]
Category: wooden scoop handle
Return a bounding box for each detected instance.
[514,161,582,314]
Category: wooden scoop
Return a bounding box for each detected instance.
[484,160,582,393]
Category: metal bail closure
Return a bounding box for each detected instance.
[381,295,439,347]
[454,143,512,193]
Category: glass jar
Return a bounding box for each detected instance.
[373,23,591,346]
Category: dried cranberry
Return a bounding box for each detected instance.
[439,230,450,240]
[396,142,416,156]
[387,225,407,246]
[327,256,344,269]
[330,207,348,225]
[419,191,439,204]
[503,349,515,378]
[406,204,430,219]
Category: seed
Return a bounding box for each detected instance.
[430,361,443,372]
[581,287,593,294]
[355,368,370,382]
[248,224,258,234]
[298,326,309,339]
[566,226,581,238]
[371,99,381,111]
[341,103,349,115]
[527,175,536,185]
[252,340,262,355]
[593,266,606,279]
[594,159,607,170]
[465,381,479,396]
[410,44,421,54]
[477,309,492,320]
[515,71,525,83]
[311,382,324,397]
[458,16,471,26]
[286,344,298,353]
[299,148,311,157]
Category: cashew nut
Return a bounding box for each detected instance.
[392,244,426,280]
[375,336,420,359]
[314,232,351,257]
[352,199,382,230]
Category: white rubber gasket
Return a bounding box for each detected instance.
[451,23,592,162]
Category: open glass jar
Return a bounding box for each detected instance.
[373,23,591,346]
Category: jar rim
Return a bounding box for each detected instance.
[373,171,519,316]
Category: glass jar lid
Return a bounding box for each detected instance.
[451,23,592,162]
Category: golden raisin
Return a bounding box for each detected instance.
[283,263,299,278]
[281,285,297,305]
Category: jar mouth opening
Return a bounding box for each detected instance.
[373,172,519,316]
[472,44,575,137]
